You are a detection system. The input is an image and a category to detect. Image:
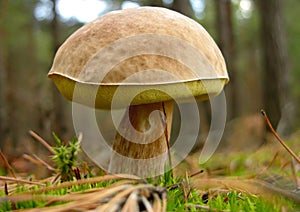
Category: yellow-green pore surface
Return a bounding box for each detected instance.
[49,74,227,109]
[48,7,229,109]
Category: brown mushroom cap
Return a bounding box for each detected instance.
[48,7,229,109]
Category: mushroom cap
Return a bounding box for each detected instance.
[48,6,229,109]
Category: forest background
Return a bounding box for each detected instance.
[0,0,299,164]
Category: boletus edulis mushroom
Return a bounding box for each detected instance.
[48,7,229,177]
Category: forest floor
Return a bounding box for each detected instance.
[0,126,299,211]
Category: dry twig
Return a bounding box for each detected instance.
[0,149,16,178]
[189,169,204,178]
[261,110,300,164]
[28,130,55,155]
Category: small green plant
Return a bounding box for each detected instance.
[51,133,81,181]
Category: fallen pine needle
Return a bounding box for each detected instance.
[3,176,166,212]
[0,176,45,186]
[29,130,55,155]
[23,154,57,173]
[193,177,300,204]
[0,149,16,178]
[261,109,300,164]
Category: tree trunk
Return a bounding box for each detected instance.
[257,0,292,133]
[143,0,164,7]
[215,0,238,120]
[49,0,66,137]
[172,0,194,18]
[0,0,16,152]
[0,0,7,147]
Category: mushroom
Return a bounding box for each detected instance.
[48,7,229,177]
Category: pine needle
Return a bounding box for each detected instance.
[0,176,44,186]
[261,110,300,164]
[0,149,16,178]
[29,130,55,155]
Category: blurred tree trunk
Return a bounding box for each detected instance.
[49,0,66,137]
[257,0,292,133]
[0,1,43,155]
[0,51,4,145]
[0,0,16,151]
[215,0,238,120]
[0,0,7,146]
[142,0,163,7]
[172,0,194,18]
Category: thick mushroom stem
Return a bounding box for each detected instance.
[108,101,173,177]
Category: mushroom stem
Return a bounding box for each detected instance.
[109,101,174,177]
